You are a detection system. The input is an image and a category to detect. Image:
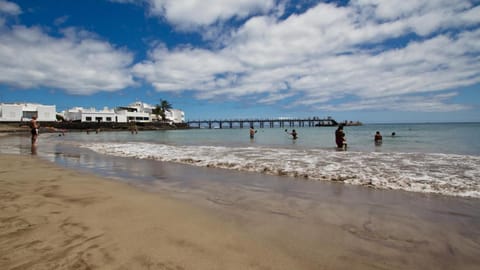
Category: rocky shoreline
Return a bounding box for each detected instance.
[0,121,189,133]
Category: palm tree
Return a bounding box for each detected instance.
[155,99,172,122]
[152,105,162,121]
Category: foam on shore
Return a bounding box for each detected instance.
[81,142,480,198]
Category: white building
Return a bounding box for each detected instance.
[62,105,151,123]
[63,107,118,123]
[165,109,185,123]
[115,109,151,123]
[120,101,185,123]
[0,103,56,122]
[115,102,152,123]
[61,101,185,123]
[125,101,153,114]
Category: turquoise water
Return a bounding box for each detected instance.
[62,123,480,155]
[2,122,479,198]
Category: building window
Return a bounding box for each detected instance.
[143,117,149,121]
[85,117,92,121]
[95,117,103,122]
[135,117,143,121]
[128,117,134,121]
[23,111,37,119]
[106,117,112,122]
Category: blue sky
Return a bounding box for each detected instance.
[0,0,479,123]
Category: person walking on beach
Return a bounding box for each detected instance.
[374,131,383,144]
[30,115,39,145]
[335,125,347,149]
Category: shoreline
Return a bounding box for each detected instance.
[0,121,188,133]
[1,151,480,269]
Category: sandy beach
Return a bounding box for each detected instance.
[0,154,312,269]
[1,149,480,269]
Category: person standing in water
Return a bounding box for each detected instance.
[130,120,138,134]
[374,131,383,145]
[30,115,39,145]
[335,125,347,149]
[286,129,298,140]
[249,126,257,139]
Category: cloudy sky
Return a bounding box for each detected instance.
[0,0,479,122]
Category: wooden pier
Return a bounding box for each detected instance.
[187,117,338,129]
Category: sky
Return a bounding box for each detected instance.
[0,0,479,123]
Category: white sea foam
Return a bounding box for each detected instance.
[81,142,480,198]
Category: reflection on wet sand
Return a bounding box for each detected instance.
[49,143,480,270]
[31,144,37,155]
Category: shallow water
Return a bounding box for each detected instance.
[47,122,480,198]
[41,122,480,154]
[2,123,480,198]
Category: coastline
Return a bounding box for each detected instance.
[0,121,188,133]
[1,149,480,269]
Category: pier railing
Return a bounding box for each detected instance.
[187,117,338,129]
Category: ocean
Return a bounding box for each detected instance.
[2,122,480,198]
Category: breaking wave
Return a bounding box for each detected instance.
[81,142,480,198]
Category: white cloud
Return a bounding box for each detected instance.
[258,91,296,105]
[133,45,246,92]
[158,0,276,29]
[350,0,479,37]
[133,1,480,112]
[0,26,135,94]
[0,0,21,16]
[54,16,69,26]
[315,92,471,112]
[112,0,277,29]
[351,0,473,20]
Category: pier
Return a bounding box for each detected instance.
[187,117,338,129]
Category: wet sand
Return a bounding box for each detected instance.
[1,138,480,269]
[0,154,305,269]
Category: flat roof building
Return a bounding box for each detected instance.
[0,103,56,122]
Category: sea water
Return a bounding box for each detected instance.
[34,123,480,198]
